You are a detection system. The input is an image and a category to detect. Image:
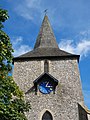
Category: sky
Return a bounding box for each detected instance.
[1,0,90,109]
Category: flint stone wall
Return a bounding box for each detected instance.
[13,58,84,120]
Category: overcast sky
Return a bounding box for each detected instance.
[1,0,90,109]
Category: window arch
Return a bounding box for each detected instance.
[42,111,53,120]
[44,60,49,73]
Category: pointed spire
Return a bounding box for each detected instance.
[14,15,80,62]
[34,15,59,49]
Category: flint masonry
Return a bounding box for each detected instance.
[13,15,89,120]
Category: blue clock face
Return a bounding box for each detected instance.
[39,81,53,94]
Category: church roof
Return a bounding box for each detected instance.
[78,103,90,114]
[13,15,80,61]
[14,47,79,60]
[34,15,59,49]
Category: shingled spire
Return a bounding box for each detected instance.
[34,15,59,49]
[14,15,79,61]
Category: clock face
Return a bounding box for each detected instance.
[39,81,53,94]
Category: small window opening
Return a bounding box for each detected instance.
[42,111,53,120]
[44,60,49,73]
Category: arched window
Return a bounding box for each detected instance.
[42,111,53,120]
[44,60,49,73]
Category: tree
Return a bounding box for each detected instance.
[0,8,30,120]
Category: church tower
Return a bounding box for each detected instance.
[13,15,87,120]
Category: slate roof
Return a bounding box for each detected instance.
[14,47,79,60]
[78,103,90,114]
[34,15,59,49]
[13,15,80,61]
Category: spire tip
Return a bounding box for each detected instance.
[44,9,48,15]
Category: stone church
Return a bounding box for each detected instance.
[13,15,90,120]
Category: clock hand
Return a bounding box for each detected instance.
[46,82,49,87]
[46,82,52,88]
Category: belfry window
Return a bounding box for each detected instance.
[44,60,49,73]
[42,111,53,120]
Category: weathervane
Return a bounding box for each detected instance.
[44,9,48,15]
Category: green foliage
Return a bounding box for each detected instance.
[0,8,30,120]
[0,9,9,29]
